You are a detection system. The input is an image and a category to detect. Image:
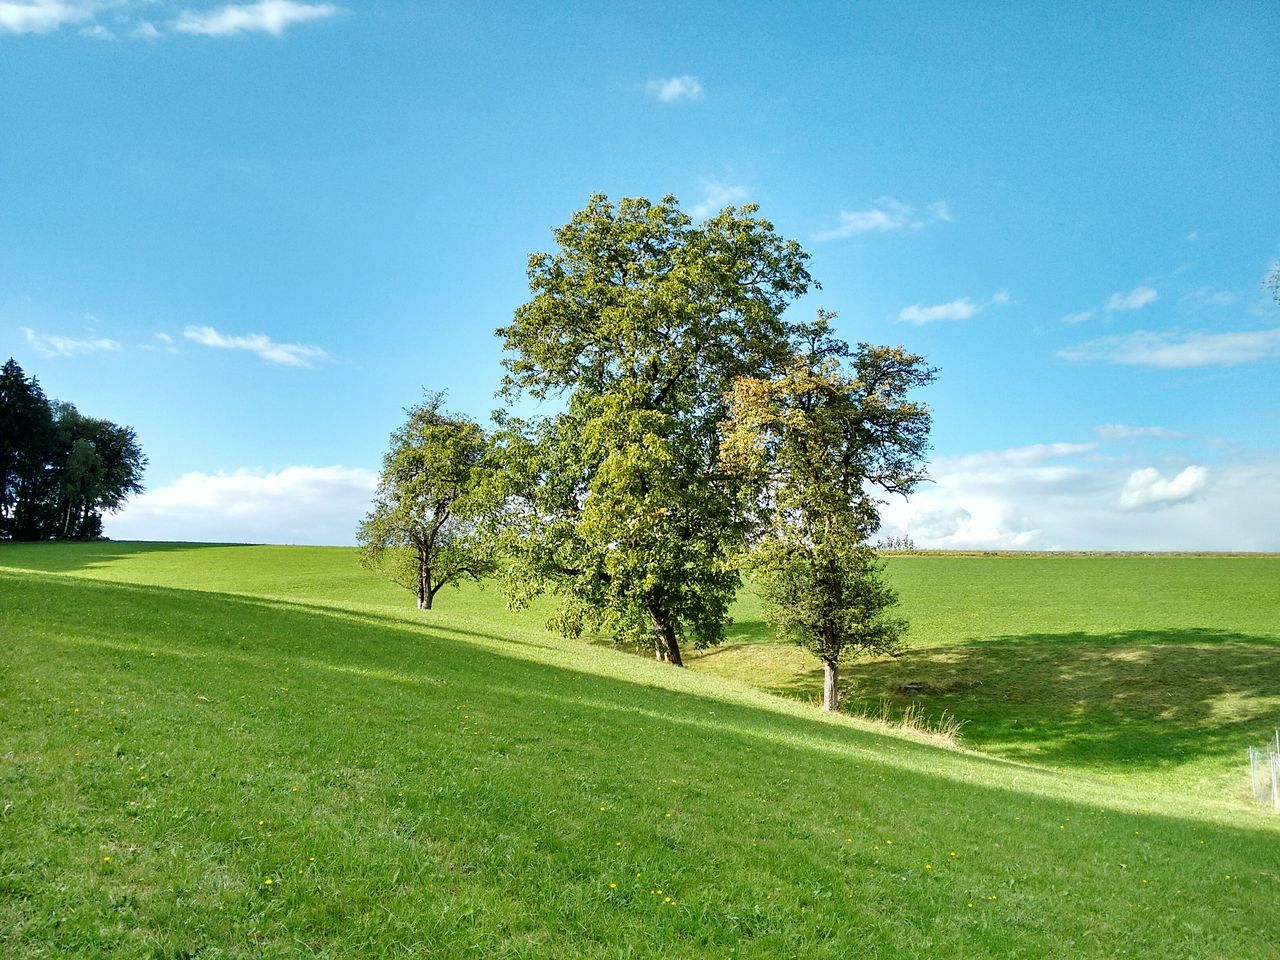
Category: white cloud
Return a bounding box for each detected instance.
[108,465,377,546]
[1061,309,1095,325]
[22,327,121,357]
[1117,466,1209,511]
[183,325,329,367]
[898,290,1009,325]
[1180,287,1239,308]
[1060,328,1280,368]
[0,0,93,34]
[174,0,338,37]
[689,179,748,219]
[645,75,703,103]
[814,197,950,242]
[145,331,179,353]
[131,19,159,39]
[1106,285,1158,312]
[876,441,1279,551]
[1096,424,1187,441]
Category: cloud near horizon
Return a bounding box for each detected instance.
[183,325,329,366]
[108,465,377,545]
[876,440,1279,551]
[1117,465,1208,511]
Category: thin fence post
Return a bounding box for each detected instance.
[1250,747,1259,802]
[1272,740,1280,812]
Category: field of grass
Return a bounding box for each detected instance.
[3,542,1279,958]
[697,554,1280,800]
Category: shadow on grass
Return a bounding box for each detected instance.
[0,539,252,574]
[746,629,1280,777]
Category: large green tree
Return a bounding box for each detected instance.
[495,195,812,665]
[720,313,935,710]
[359,392,496,610]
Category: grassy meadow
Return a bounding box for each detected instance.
[2,542,1279,958]
[698,553,1280,799]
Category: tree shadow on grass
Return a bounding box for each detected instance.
[755,629,1280,780]
[0,539,251,574]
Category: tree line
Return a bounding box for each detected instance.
[359,195,934,710]
[0,359,146,541]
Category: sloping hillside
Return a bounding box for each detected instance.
[2,543,1277,958]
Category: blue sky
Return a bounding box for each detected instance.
[2,0,1278,548]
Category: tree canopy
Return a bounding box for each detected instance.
[494,194,813,664]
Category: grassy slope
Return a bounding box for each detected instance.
[2,542,1278,959]
[698,554,1280,799]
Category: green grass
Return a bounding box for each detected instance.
[696,554,1280,800]
[2,542,1279,958]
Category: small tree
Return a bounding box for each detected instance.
[358,392,495,609]
[720,313,935,710]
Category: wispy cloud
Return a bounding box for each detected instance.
[645,75,703,103]
[1106,285,1158,312]
[22,327,121,357]
[1060,328,1280,368]
[1096,424,1188,441]
[899,290,1009,326]
[1180,287,1238,308]
[0,0,93,34]
[1117,465,1208,511]
[814,197,950,242]
[1061,309,1095,325]
[174,0,338,37]
[144,331,180,354]
[184,325,329,367]
[688,179,748,219]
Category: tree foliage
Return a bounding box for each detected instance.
[719,313,936,709]
[358,392,496,609]
[0,358,146,541]
[494,194,813,663]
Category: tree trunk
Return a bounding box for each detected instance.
[647,604,684,667]
[417,565,432,610]
[822,659,839,712]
